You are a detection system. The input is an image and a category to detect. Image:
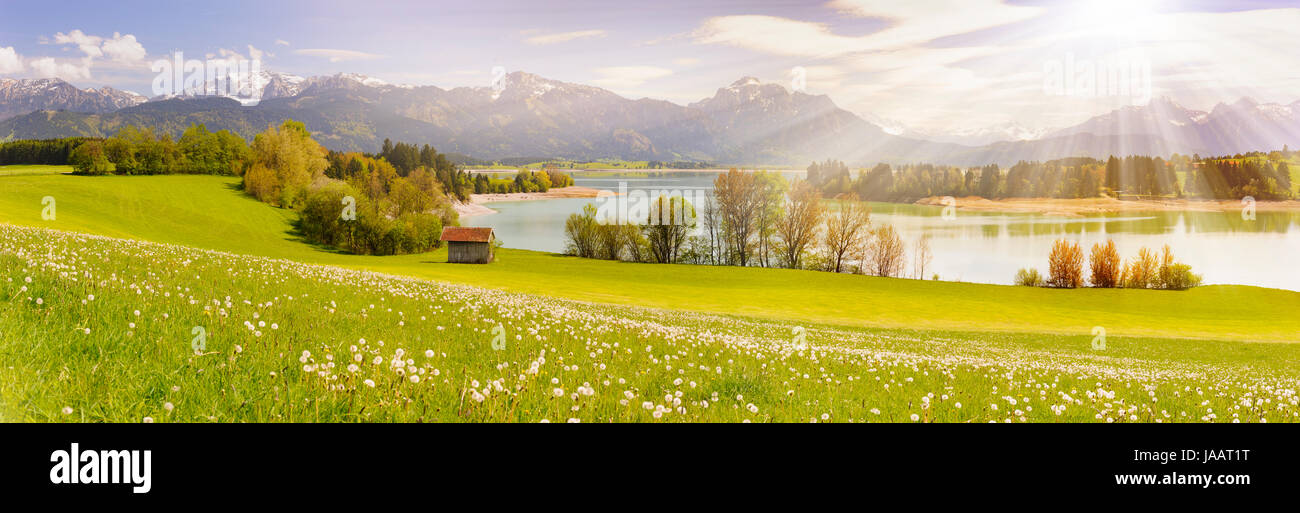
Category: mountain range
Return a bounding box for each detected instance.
[0,72,1296,167]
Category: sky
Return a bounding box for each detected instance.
[2,0,1299,134]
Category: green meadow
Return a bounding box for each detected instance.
[0,172,1295,342]
[1,171,1298,423]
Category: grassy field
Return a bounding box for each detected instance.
[1,174,1297,343]
[0,164,72,177]
[1,173,1298,423]
[3,224,1297,423]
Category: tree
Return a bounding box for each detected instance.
[243,120,329,208]
[1104,155,1120,193]
[596,224,626,260]
[563,204,600,258]
[978,164,1001,198]
[643,195,696,264]
[713,169,763,266]
[868,224,906,277]
[1047,239,1084,288]
[775,180,824,269]
[912,234,933,279]
[821,194,871,273]
[69,141,113,175]
[1088,240,1121,287]
[752,172,788,267]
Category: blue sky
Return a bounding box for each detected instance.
[2,0,1299,133]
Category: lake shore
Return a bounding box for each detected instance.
[914,196,1300,216]
[456,186,616,218]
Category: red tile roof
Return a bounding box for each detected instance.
[440,227,494,243]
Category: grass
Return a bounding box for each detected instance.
[0,174,1296,343]
[2,224,1296,423]
[0,164,72,177]
[1,173,1298,423]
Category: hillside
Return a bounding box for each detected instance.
[0,172,1296,342]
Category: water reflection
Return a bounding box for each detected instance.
[466,171,1300,290]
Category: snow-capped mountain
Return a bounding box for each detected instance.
[0,78,145,121]
[1046,96,1300,156]
[2,71,1295,166]
[859,112,1053,146]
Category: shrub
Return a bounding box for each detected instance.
[1160,263,1203,290]
[1014,268,1044,287]
[1121,247,1159,288]
[564,204,600,258]
[1155,245,1202,290]
[1088,240,1121,287]
[1047,239,1084,288]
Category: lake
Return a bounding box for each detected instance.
[465,171,1300,291]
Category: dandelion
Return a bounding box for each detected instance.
[61,406,73,415]
[142,417,154,423]
[164,402,174,412]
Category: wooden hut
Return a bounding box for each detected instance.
[441,227,495,263]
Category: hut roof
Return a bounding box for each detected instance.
[440,227,494,243]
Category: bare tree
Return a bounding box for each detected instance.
[775,180,824,269]
[702,197,721,265]
[912,234,933,279]
[713,169,763,266]
[869,224,906,277]
[753,172,788,268]
[822,194,871,273]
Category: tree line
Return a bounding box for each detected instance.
[0,138,91,166]
[470,168,574,195]
[805,151,1295,203]
[563,169,930,280]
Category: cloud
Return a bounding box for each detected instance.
[0,46,22,74]
[591,66,673,89]
[673,58,700,66]
[525,29,606,45]
[294,48,383,62]
[101,33,147,64]
[247,44,266,62]
[274,39,291,46]
[28,57,91,80]
[53,29,104,58]
[23,29,151,82]
[827,0,1042,48]
[695,1,1042,59]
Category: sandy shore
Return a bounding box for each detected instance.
[471,186,615,203]
[914,196,1300,216]
[456,186,617,218]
